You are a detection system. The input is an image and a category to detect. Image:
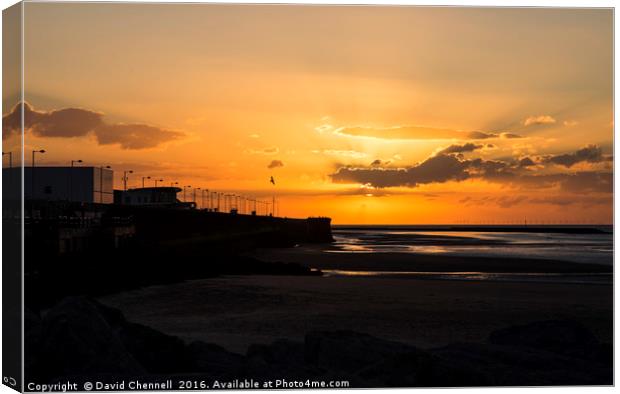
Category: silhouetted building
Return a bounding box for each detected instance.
[4,167,114,203]
[114,187,195,208]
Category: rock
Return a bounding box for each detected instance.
[488,320,602,360]
[247,339,305,366]
[245,339,308,378]
[359,347,490,387]
[187,341,245,377]
[304,331,414,374]
[433,341,612,386]
[28,297,145,382]
[85,299,196,373]
[118,322,192,373]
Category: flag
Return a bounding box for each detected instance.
[270,176,275,185]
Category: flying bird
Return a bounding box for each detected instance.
[270,176,275,185]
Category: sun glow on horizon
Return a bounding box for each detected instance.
[3,4,612,224]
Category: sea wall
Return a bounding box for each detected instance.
[107,205,333,249]
[26,201,333,256]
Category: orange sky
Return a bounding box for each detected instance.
[3,4,613,224]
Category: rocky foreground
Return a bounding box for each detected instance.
[25,297,612,388]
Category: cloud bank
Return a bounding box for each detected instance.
[330,144,612,194]
[3,102,184,149]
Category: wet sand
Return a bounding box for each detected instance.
[249,245,612,273]
[99,274,612,354]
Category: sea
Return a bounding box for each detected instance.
[323,225,613,284]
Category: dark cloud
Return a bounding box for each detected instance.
[94,123,184,150]
[467,131,498,139]
[330,147,612,194]
[438,143,484,155]
[331,154,471,188]
[518,157,536,168]
[501,133,524,139]
[543,144,611,168]
[3,102,184,149]
[334,125,498,140]
[3,102,103,138]
[267,159,284,169]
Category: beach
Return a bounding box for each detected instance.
[99,227,613,353]
[99,274,612,354]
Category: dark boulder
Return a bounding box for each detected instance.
[26,297,145,382]
[304,331,414,374]
[245,339,309,379]
[187,341,245,377]
[433,340,612,386]
[488,320,608,362]
[359,346,491,387]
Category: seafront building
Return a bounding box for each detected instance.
[4,166,114,203]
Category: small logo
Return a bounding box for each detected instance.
[84,382,93,391]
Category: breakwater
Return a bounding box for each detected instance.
[26,200,333,257]
[109,205,334,249]
[25,201,332,308]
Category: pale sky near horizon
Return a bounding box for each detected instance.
[3,3,613,223]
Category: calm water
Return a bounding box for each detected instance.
[330,228,613,265]
[325,226,613,283]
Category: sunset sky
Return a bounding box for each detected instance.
[3,4,613,224]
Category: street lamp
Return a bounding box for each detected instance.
[202,189,208,210]
[2,151,12,168]
[123,170,133,191]
[194,187,200,207]
[142,176,151,188]
[154,178,163,187]
[31,149,46,197]
[183,185,191,202]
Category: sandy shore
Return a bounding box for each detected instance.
[99,274,612,354]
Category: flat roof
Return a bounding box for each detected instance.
[124,187,182,192]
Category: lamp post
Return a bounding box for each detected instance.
[123,170,133,191]
[99,165,111,203]
[183,185,191,202]
[202,189,207,210]
[154,178,163,187]
[2,151,12,168]
[142,176,151,188]
[217,192,222,212]
[31,149,46,198]
[194,187,200,207]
